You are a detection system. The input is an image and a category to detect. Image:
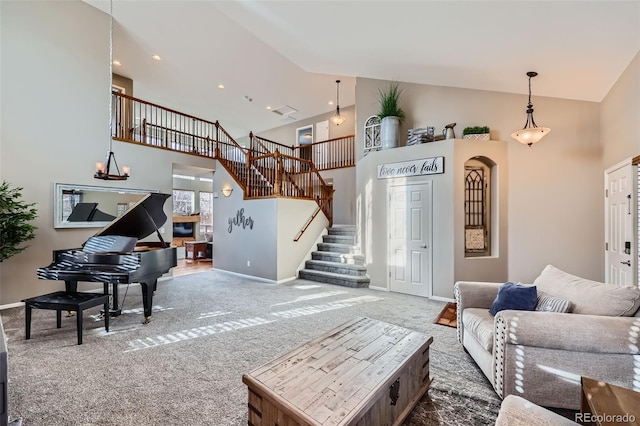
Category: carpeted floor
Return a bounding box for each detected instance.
[1,271,502,425]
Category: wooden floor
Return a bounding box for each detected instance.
[172,259,212,277]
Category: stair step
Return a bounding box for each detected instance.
[305,260,367,276]
[298,269,370,288]
[317,242,360,254]
[311,251,364,265]
[328,226,356,236]
[322,234,354,244]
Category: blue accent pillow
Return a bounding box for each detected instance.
[489,282,538,316]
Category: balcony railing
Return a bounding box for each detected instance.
[250,133,355,172]
[111,91,342,226]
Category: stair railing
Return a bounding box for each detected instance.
[111,91,336,222]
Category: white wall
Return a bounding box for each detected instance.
[356,77,604,292]
[0,2,216,304]
[601,52,639,169]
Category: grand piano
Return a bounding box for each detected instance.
[37,192,177,323]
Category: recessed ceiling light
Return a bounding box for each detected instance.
[218,84,224,89]
[266,106,272,110]
[328,101,334,105]
[112,60,121,66]
[152,54,162,61]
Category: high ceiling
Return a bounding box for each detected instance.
[86,1,640,139]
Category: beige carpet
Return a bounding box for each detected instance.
[1,271,502,425]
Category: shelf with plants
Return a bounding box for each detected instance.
[462,126,490,141]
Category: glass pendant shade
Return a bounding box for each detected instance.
[330,79,345,126]
[511,126,551,146]
[330,108,346,126]
[511,71,550,147]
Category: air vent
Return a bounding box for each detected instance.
[271,105,298,116]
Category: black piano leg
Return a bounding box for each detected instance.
[140,281,155,324]
[65,280,78,292]
[100,283,122,317]
[107,283,122,317]
[64,280,77,317]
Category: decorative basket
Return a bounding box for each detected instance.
[463,133,490,141]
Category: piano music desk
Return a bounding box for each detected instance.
[23,291,110,345]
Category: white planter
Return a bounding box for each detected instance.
[462,133,490,141]
[380,116,400,149]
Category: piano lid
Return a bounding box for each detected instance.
[93,192,171,241]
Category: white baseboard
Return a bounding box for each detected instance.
[430,295,455,303]
[212,268,276,283]
[0,302,24,311]
[276,276,297,284]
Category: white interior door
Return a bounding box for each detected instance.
[605,160,634,286]
[388,182,432,297]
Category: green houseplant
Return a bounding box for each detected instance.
[0,181,37,262]
[462,125,490,141]
[377,82,405,149]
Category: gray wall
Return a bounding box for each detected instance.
[211,165,327,281]
[255,105,356,146]
[356,77,604,293]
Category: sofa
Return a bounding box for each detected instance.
[495,395,578,425]
[454,264,640,410]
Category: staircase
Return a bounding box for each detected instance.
[298,225,370,288]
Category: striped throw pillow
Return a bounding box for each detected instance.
[535,291,572,313]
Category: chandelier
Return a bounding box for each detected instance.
[329,80,346,126]
[511,71,551,147]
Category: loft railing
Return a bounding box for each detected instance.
[111,91,336,226]
[250,133,355,172]
[247,149,333,225]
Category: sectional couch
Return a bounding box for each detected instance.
[454,264,640,409]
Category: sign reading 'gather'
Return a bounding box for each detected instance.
[377,157,444,179]
[228,208,254,233]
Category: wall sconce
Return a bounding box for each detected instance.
[221,187,233,197]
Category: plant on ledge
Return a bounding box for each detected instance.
[462,126,491,141]
[462,126,490,135]
[377,82,405,149]
[377,82,405,122]
[0,181,37,262]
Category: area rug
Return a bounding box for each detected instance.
[1,271,502,425]
[434,302,457,328]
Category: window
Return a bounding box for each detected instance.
[199,191,213,234]
[464,158,493,257]
[173,189,195,215]
[363,115,381,156]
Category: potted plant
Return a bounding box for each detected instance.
[462,126,491,141]
[377,82,405,149]
[0,181,37,262]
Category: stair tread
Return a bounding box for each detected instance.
[299,269,370,281]
[306,260,366,270]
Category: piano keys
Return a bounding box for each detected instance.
[37,192,177,323]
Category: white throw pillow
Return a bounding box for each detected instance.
[535,291,572,313]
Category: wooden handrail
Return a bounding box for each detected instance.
[111,91,342,227]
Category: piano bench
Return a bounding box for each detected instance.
[22,291,110,345]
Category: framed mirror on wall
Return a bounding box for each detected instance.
[54,183,154,228]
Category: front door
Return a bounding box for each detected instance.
[605,159,634,286]
[388,182,432,297]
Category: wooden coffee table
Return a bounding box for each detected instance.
[242,316,433,426]
[580,376,640,425]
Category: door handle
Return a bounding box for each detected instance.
[621,260,631,266]
[419,244,428,249]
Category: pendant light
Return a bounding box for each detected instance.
[95,0,130,180]
[329,80,346,126]
[511,71,551,147]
